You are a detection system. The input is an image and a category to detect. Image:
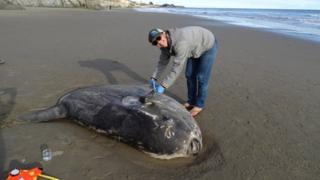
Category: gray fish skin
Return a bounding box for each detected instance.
[20,85,202,159]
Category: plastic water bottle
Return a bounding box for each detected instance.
[41,144,52,161]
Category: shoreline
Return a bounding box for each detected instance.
[134,7,320,45]
[1,8,320,180]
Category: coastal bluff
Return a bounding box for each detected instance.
[0,0,132,10]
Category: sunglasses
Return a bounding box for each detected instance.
[151,36,162,46]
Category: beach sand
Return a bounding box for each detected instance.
[0,8,320,179]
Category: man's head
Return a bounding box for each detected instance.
[148,28,168,48]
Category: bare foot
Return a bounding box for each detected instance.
[183,103,193,111]
[190,107,203,117]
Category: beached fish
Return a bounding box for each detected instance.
[20,85,202,159]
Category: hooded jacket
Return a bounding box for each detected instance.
[151,26,215,88]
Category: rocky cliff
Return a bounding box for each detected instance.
[0,0,132,10]
[0,0,24,9]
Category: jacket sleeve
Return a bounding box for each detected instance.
[160,42,189,88]
[151,49,170,79]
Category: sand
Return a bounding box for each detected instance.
[0,8,320,180]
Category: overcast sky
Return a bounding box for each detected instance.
[138,0,320,9]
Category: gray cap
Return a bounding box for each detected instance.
[148,28,164,43]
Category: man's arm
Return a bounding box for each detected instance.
[151,49,170,80]
[160,43,189,88]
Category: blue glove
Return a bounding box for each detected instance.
[155,84,165,94]
[149,78,156,90]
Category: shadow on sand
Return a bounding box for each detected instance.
[78,58,184,103]
[0,88,17,178]
[79,58,146,85]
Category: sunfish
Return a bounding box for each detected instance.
[20,85,202,159]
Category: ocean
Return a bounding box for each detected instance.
[136,7,320,43]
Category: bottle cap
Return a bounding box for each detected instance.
[10,168,20,176]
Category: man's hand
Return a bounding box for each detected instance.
[149,78,157,90]
[150,78,165,94]
[155,84,165,94]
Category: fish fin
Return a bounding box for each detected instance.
[18,104,67,123]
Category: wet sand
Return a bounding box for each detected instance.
[1,8,320,179]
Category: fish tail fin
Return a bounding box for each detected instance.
[18,104,67,123]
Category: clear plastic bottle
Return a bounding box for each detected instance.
[40,144,52,161]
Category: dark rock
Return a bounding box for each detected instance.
[160,3,184,8]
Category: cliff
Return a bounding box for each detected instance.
[0,0,24,9]
[0,0,132,10]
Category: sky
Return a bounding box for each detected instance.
[137,0,320,9]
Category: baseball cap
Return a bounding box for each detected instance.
[148,28,164,43]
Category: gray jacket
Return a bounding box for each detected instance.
[151,26,215,88]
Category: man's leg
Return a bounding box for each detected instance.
[185,57,198,106]
[195,40,218,108]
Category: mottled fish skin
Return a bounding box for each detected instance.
[20,84,202,159]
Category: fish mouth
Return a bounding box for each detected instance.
[187,138,202,156]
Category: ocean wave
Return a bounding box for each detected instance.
[135,8,320,43]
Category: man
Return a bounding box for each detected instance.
[148,26,218,117]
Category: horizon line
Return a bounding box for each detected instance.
[148,5,320,11]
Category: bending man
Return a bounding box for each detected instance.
[148,26,218,117]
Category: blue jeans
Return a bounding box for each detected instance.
[185,39,218,108]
